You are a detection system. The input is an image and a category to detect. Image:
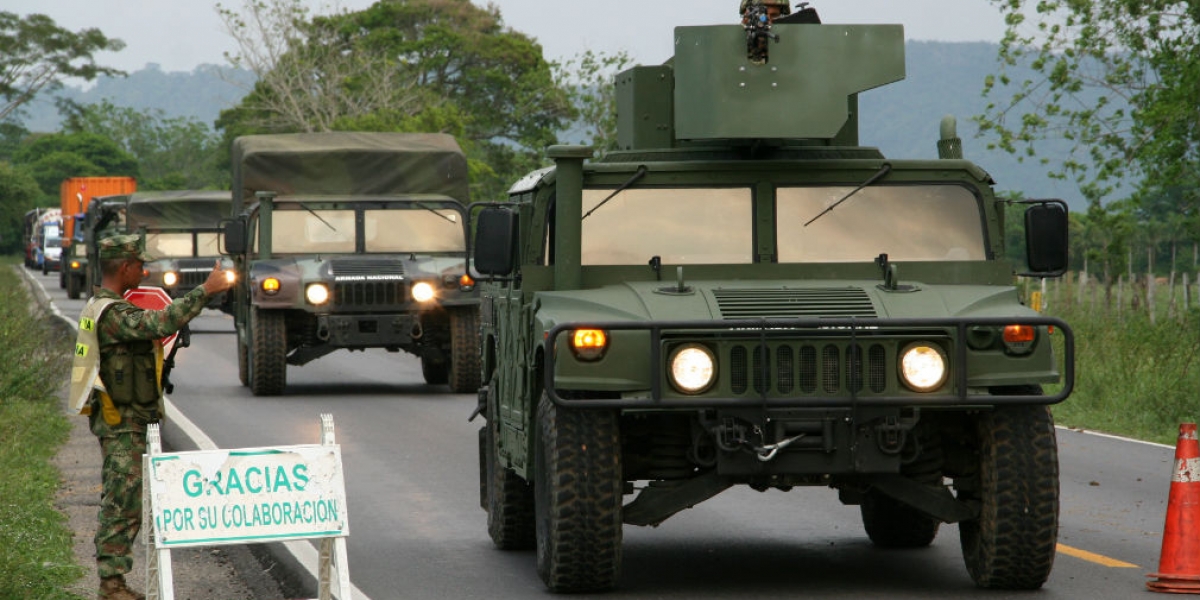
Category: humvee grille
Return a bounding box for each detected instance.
[713,288,876,319]
[729,342,888,396]
[331,259,406,277]
[333,281,406,308]
[177,259,215,289]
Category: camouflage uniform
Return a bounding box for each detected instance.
[82,235,212,582]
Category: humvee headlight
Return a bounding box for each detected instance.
[570,329,608,361]
[163,271,178,287]
[412,281,436,302]
[261,277,281,295]
[899,343,948,392]
[1002,324,1036,355]
[224,270,237,284]
[668,344,716,394]
[305,283,330,305]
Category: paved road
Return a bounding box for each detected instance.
[30,268,1178,599]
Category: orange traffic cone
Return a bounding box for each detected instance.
[1148,423,1200,593]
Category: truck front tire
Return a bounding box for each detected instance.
[534,392,623,592]
[958,388,1058,589]
[249,308,287,396]
[448,308,481,393]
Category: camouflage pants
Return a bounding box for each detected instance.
[95,430,146,579]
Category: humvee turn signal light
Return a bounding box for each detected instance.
[261,277,281,295]
[570,329,608,361]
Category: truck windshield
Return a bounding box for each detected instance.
[271,207,466,254]
[580,188,753,265]
[777,185,986,262]
[147,232,220,257]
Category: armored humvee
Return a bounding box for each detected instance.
[222,132,481,396]
[127,190,234,310]
[472,10,1074,594]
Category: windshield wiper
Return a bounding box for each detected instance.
[416,203,458,224]
[803,163,892,227]
[298,202,337,232]
[582,165,649,220]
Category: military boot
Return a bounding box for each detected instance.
[98,575,145,600]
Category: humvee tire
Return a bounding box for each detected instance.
[486,386,535,549]
[959,387,1058,589]
[249,308,287,396]
[421,355,449,385]
[237,337,249,387]
[66,274,81,299]
[534,393,622,592]
[861,435,943,548]
[448,307,481,393]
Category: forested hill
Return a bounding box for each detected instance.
[15,41,1084,208]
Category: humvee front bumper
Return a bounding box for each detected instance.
[543,316,1073,409]
[317,312,421,348]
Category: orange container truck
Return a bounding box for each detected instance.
[60,177,137,242]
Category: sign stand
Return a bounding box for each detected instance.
[143,413,352,600]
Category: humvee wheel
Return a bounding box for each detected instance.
[862,434,942,548]
[66,274,81,299]
[249,308,286,396]
[958,388,1058,589]
[237,336,249,387]
[486,387,535,549]
[421,355,449,385]
[534,392,622,592]
[448,308,481,393]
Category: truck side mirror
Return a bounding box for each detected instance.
[1022,200,1069,276]
[221,219,247,255]
[474,207,518,277]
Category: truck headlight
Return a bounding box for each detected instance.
[668,344,716,394]
[305,283,330,305]
[412,281,435,302]
[899,343,948,392]
[163,271,178,287]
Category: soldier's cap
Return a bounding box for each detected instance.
[98,234,154,262]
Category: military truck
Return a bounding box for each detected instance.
[127,190,234,310]
[472,10,1074,594]
[76,194,132,298]
[222,132,481,396]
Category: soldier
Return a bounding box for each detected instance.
[69,234,234,600]
[740,0,791,23]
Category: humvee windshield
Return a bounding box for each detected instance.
[271,207,465,255]
[146,232,221,258]
[579,184,985,265]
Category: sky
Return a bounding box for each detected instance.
[4,0,1009,74]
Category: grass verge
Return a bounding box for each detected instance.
[0,258,85,599]
[1048,303,1200,446]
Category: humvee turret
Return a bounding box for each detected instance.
[222,132,481,395]
[472,10,1074,594]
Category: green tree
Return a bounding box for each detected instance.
[58,99,224,190]
[553,50,634,157]
[978,1,1199,202]
[12,132,138,199]
[0,11,125,121]
[0,162,42,253]
[217,0,574,201]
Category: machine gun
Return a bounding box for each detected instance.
[742,2,780,64]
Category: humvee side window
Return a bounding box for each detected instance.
[146,232,195,258]
[273,209,356,254]
[580,187,753,265]
[777,185,986,263]
[364,209,465,253]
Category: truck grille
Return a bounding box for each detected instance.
[728,342,888,395]
[330,259,407,309]
[713,288,876,319]
[177,259,216,289]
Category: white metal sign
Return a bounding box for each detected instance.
[147,444,348,547]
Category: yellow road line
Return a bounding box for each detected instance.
[1057,543,1139,568]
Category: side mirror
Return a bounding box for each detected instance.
[1021,200,1069,276]
[473,207,519,277]
[221,219,247,255]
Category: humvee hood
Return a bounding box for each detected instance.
[536,279,1034,325]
